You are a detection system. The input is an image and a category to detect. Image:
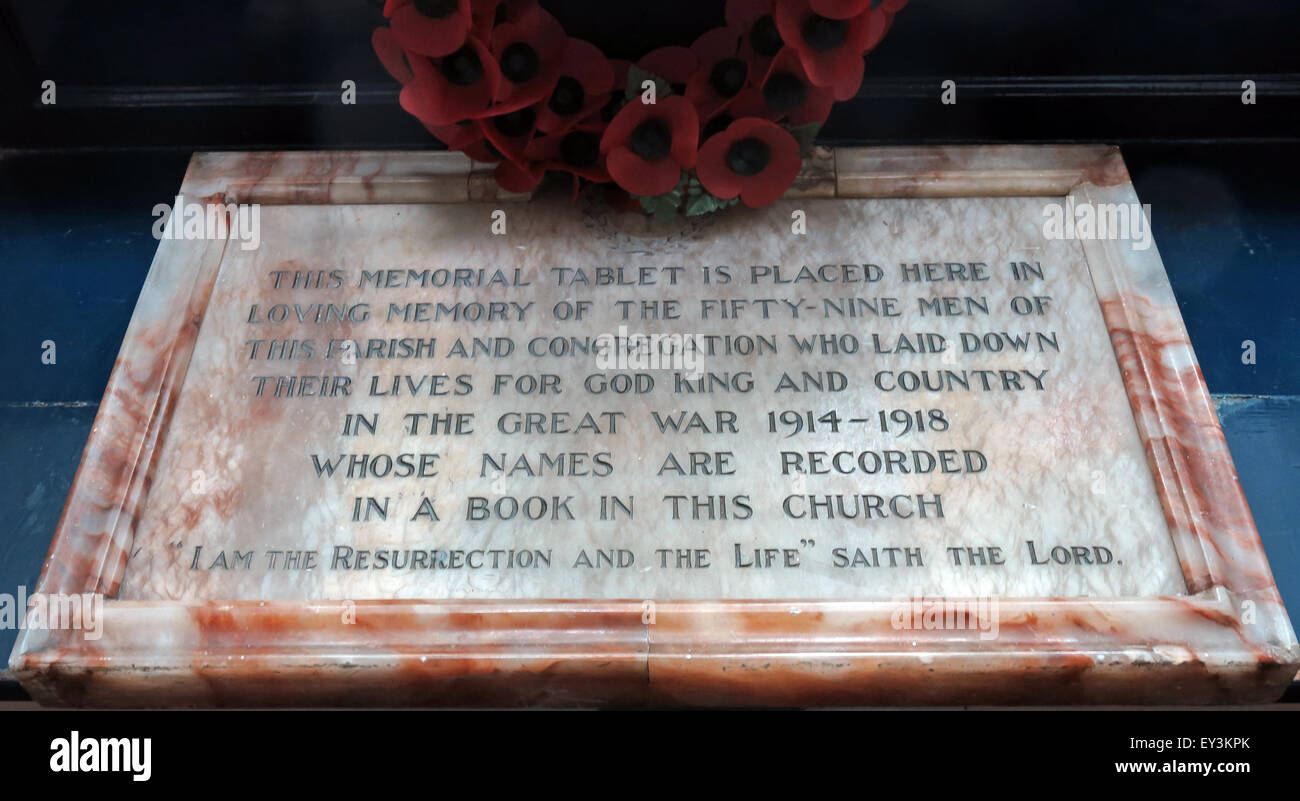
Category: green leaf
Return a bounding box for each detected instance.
[684,193,719,216]
[684,192,739,217]
[788,121,823,158]
[639,191,681,222]
[634,170,691,221]
[626,65,672,103]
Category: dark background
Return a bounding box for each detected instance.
[3,0,1300,147]
[0,1,1297,693]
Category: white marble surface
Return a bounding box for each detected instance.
[116,196,1185,601]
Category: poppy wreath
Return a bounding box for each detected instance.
[374,0,907,218]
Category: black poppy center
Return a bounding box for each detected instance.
[764,71,806,112]
[414,0,458,20]
[500,42,540,83]
[629,118,672,161]
[709,58,748,99]
[493,107,536,137]
[801,14,847,52]
[727,137,771,177]
[749,15,784,58]
[560,130,601,168]
[441,45,484,86]
[548,76,586,116]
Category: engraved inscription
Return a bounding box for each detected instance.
[118,197,1186,601]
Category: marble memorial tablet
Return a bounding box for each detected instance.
[11,146,1298,706]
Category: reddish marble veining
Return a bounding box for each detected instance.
[13,596,1289,707]
[1078,179,1286,604]
[33,236,228,600]
[645,598,1289,706]
[1079,146,1131,188]
[835,145,1130,198]
[10,147,1298,706]
[183,151,529,205]
[1094,280,1287,617]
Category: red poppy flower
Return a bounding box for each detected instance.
[811,0,908,20]
[685,27,750,121]
[809,0,865,18]
[726,0,784,80]
[386,0,474,58]
[535,38,615,133]
[701,46,831,136]
[775,0,881,100]
[469,0,538,39]
[756,46,834,125]
[609,58,633,91]
[493,159,545,193]
[462,135,505,163]
[813,0,907,53]
[862,0,909,52]
[399,37,502,126]
[531,125,611,183]
[596,59,633,123]
[698,96,756,144]
[600,95,699,197]
[637,46,698,89]
[372,27,414,85]
[696,117,802,208]
[481,102,542,167]
[427,120,487,150]
[489,7,566,114]
[495,124,613,196]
